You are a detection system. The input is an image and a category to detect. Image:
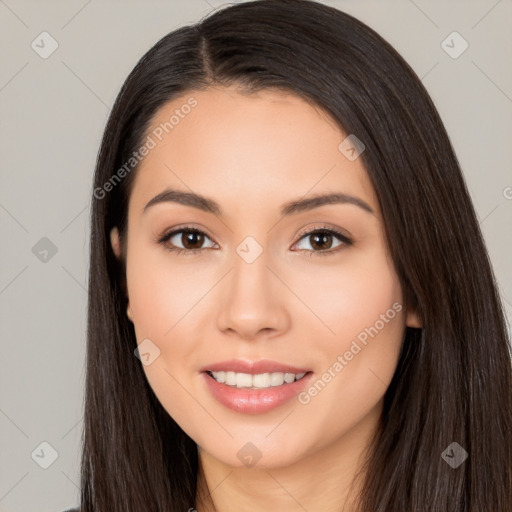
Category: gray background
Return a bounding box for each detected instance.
[0,0,511,510]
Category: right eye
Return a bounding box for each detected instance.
[158,227,217,255]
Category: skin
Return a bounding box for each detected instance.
[111,85,421,512]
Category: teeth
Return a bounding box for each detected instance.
[236,373,252,388]
[210,371,307,389]
[253,373,271,388]
[284,373,295,383]
[215,371,226,383]
[270,372,284,386]
[225,371,237,385]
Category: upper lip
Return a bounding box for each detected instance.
[199,359,311,375]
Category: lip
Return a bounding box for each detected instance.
[199,359,313,414]
[199,358,311,375]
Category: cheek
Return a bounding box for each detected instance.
[293,251,405,435]
[294,250,405,400]
[125,241,200,372]
[290,247,404,349]
[125,245,212,430]
[126,241,212,339]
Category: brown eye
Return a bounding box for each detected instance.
[158,227,217,255]
[293,227,352,257]
[308,232,335,251]
[178,230,206,250]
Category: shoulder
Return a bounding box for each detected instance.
[61,508,80,512]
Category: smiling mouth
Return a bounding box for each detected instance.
[206,370,310,389]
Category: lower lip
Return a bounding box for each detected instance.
[202,372,313,414]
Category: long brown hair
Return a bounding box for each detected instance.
[81,1,512,510]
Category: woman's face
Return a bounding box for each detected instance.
[111,86,420,469]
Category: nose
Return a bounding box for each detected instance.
[216,250,291,342]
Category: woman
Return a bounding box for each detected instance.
[69,0,512,510]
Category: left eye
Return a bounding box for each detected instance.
[293,229,350,253]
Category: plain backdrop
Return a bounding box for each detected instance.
[0,1,511,510]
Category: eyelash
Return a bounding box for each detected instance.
[157,224,353,258]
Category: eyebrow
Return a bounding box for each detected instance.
[143,188,375,217]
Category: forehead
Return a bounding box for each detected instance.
[128,86,378,219]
